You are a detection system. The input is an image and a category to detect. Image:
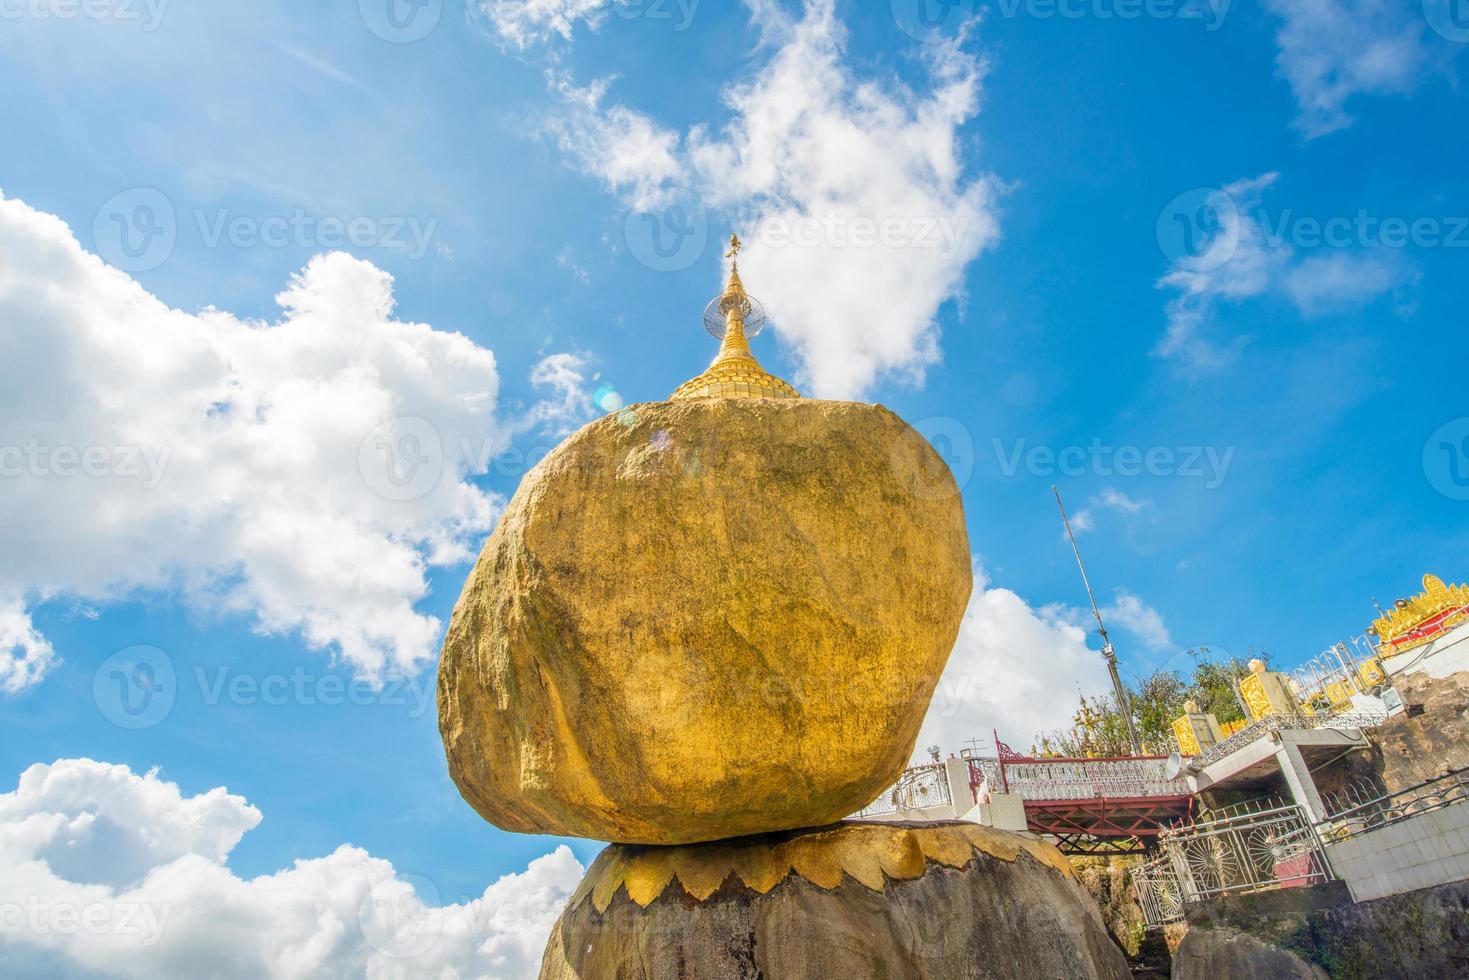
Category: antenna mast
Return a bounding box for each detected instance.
[1053,485,1143,756]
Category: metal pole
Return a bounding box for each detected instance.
[1054,485,1143,756]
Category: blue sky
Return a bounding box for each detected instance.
[1,0,1467,975]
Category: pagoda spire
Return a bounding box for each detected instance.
[671,234,799,401]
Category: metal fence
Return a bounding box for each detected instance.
[1318,767,1469,843]
[853,761,951,817]
[996,757,1189,801]
[1191,704,1389,771]
[1132,854,1185,928]
[1131,801,1331,927]
[1133,770,1469,926]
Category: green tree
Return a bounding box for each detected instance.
[1033,648,1272,756]
[1183,647,1269,725]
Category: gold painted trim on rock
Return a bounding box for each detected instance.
[572,821,1075,914]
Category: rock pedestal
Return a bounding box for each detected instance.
[538,822,1130,980]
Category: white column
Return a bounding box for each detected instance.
[944,757,974,817]
[1275,734,1329,822]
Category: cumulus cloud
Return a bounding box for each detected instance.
[0,193,584,690]
[544,0,1001,399]
[915,563,1115,758]
[1263,0,1431,139]
[1156,173,1414,368]
[0,759,582,980]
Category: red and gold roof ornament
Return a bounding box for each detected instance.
[1368,574,1469,656]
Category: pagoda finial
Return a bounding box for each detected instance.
[670,233,800,401]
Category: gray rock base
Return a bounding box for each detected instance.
[540,847,1129,979]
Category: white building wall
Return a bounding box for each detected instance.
[1325,804,1469,902]
[1383,617,1469,681]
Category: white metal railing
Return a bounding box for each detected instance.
[1131,801,1331,927]
[999,758,1188,801]
[1290,640,1372,708]
[1318,767,1469,843]
[1191,703,1388,770]
[854,761,951,817]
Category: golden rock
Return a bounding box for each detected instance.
[437,396,971,844]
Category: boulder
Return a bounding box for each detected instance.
[538,821,1131,980]
[438,398,971,845]
[1173,926,1327,980]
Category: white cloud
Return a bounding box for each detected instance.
[0,759,582,980]
[555,245,591,286]
[915,563,1113,758]
[479,0,613,48]
[545,0,1001,399]
[0,597,56,694]
[1156,173,1413,368]
[1156,174,1286,369]
[0,193,548,689]
[1096,487,1146,515]
[526,352,595,434]
[1283,250,1416,315]
[1264,0,1430,139]
[1102,592,1172,652]
[545,73,686,212]
[1070,487,1150,536]
[1044,589,1173,657]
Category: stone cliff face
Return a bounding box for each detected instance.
[1177,878,1469,979]
[1373,670,1469,791]
[1073,856,1147,958]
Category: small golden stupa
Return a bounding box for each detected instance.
[670,235,799,401]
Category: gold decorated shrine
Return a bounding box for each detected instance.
[1370,574,1469,657]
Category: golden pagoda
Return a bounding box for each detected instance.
[671,235,799,401]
